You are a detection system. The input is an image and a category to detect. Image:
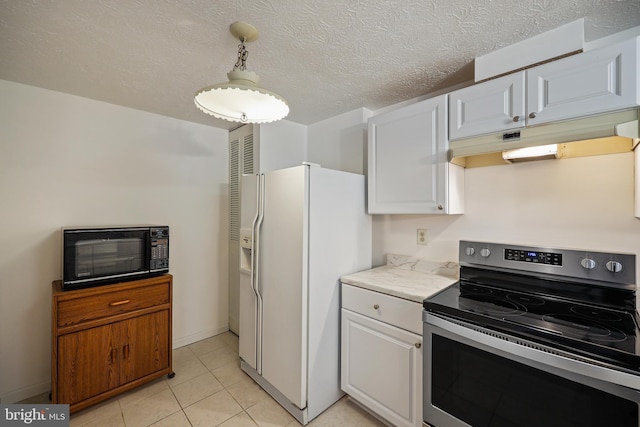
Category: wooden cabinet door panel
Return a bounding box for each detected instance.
[57,324,119,404]
[119,310,170,384]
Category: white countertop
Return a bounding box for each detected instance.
[340,254,459,303]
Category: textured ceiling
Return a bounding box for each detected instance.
[1,0,639,130]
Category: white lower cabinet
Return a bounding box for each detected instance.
[341,284,423,427]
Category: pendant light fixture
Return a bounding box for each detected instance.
[194,22,289,124]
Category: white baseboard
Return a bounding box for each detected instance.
[1,379,51,404]
[172,325,229,349]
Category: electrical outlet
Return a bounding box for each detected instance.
[417,228,428,246]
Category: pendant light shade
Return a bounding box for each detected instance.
[194,22,289,124]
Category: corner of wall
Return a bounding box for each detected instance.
[307,108,370,174]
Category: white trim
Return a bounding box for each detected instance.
[1,379,51,404]
[172,325,229,349]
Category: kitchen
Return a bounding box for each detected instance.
[1,1,640,426]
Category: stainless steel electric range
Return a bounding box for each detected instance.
[423,240,640,427]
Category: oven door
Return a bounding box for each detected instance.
[423,313,640,427]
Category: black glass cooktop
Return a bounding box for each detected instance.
[424,279,640,373]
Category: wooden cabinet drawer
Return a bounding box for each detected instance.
[341,284,422,335]
[57,282,170,327]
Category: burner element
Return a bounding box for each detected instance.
[541,314,627,343]
[459,295,526,317]
[507,293,545,306]
[570,305,623,322]
[460,284,492,295]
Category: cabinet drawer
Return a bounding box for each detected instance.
[57,282,170,327]
[342,284,422,335]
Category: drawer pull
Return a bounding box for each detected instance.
[415,343,422,349]
[110,348,117,363]
[373,304,380,310]
[109,300,131,307]
[123,344,130,359]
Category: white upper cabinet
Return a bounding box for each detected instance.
[449,36,639,141]
[449,72,526,140]
[527,36,639,125]
[367,95,464,214]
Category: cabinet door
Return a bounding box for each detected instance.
[57,324,119,404]
[119,310,170,384]
[527,37,639,126]
[368,95,449,214]
[341,309,422,427]
[449,72,525,140]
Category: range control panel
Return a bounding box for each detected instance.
[459,240,636,286]
[505,249,562,266]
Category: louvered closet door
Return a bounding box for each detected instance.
[229,124,255,335]
[229,125,255,244]
[230,136,240,242]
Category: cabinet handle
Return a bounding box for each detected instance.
[512,115,520,122]
[415,343,422,349]
[123,344,130,359]
[437,204,443,211]
[109,300,131,307]
[528,112,537,119]
[373,304,380,310]
[110,348,117,363]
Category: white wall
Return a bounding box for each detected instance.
[0,80,229,403]
[307,108,372,174]
[372,152,640,268]
[257,120,308,172]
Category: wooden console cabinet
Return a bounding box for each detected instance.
[51,274,173,413]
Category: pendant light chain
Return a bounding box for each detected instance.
[234,37,248,71]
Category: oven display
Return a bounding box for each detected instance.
[505,248,562,266]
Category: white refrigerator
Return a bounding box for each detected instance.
[238,164,372,424]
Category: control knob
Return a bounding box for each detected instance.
[605,260,623,273]
[465,247,475,256]
[480,248,491,258]
[580,258,596,270]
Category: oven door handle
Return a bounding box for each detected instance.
[425,313,640,396]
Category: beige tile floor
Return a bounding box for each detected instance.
[26,331,386,427]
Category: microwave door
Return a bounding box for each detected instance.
[63,228,149,286]
[82,238,146,275]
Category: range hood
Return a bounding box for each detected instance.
[449,109,639,160]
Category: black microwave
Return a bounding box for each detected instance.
[62,225,169,290]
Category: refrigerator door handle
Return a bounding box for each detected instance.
[254,173,266,374]
[249,174,260,300]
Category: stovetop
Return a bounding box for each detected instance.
[425,280,640,372]
[423,241,640,374]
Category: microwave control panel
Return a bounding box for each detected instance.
[150,227,169,270]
